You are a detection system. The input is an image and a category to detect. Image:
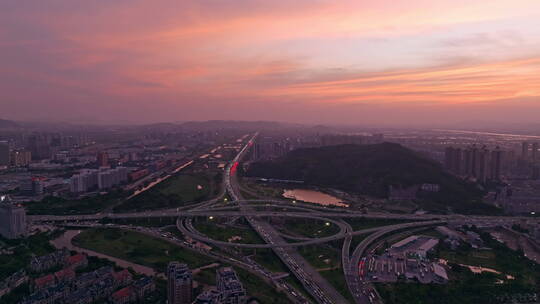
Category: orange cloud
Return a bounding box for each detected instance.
[258,57,540,105]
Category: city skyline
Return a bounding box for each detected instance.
[1,1,540,125]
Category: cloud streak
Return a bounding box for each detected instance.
[0,0,539,124]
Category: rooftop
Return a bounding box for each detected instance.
[391,236,419,249]
[111,286,133,300]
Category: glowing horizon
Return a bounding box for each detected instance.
[1,0,540,125]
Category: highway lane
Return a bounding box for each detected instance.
[177,215,348,248]
[340,220,354,302]
[222,133,328,303]
[225,134,348,304]
[30,209,533,228]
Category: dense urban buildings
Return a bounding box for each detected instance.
[444,145,504,182]
[0,124,538,304]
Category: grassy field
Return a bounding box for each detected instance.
[319,268,355,303]
[193,267,216,287]
[241,182,284,198]
[298,245,341,270]
[0,233,56,280]
[234,267,291,304]
[26,190,125,215]
[280,218,340,238]
[436,232,539,285]
[298,244,355,303]
[251,249,289,273]
[439,249,496,268]
[72,228,211,271]
[161,174,211,198]
[192,218,265,244]
[114,173,213,212]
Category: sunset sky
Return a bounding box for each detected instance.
[1,1,540,125]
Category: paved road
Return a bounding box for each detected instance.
[178,213,348,248]
[225,134,348,304]
[30,207,536,226]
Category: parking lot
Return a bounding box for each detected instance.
[359,235,449,284]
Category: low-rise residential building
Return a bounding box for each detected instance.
[217,267,247,304]
[29,249,70,273]
[34,274,56,291]
[194,289,222,304]
[18,263,145,304]
[112,269,133,288]
[110,286,136,304]
[65,253,88,270]
[132,277,156,299]
[54,268,76,284]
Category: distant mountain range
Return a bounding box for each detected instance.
[178,120,298,131]
[247,143,499,215]
[0,118,19,128]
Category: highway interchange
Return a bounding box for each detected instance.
[32,134,539,304]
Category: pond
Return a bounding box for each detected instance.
[283,189,348,207]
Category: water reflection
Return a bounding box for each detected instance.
[283,189,348,207]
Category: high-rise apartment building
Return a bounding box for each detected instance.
[97,167,128,189]
[216,267,247,304]
[97,151,109,167]
[10,150,31,167]
[532,165,540,180]
[446,145,504,182]
[532,142,539,161]
[0,141,9,166]
[70,169,99,193]
[167,262,192,304]
[490,147,503,181]
[463,145,478,177]
[444,147,462,174]
[522,142,529,159]
[21,177,45,196]
[0,195,27,239]
[27,135,51,160]
[476,146,490,183]
[252,137,293,161]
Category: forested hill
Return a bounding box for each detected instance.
[247,143,493,214]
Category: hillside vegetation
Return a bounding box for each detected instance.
[247,143,498,214]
